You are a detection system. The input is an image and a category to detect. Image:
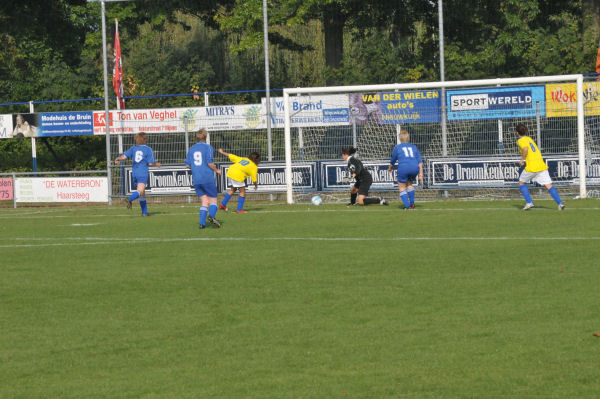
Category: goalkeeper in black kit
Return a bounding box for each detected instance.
[341,146,388,206]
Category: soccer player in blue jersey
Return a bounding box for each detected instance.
[515,123,565,210]
[114,132,161,216]
[185,129,222,229]
[388,130,423,209]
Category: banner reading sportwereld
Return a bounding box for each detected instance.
[93,104,265,134]
[447,86,545,120]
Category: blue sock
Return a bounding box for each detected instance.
[222,193,232,207]
[209,204,218,218]
[129,191,140,202]
[140,197,148,215]
[548,186,563,205]
[407,187,415,206]
[237,196,246,211]
[140,198,148,215]
[399,190,410,208]
[519,185,533,204]
[199,206,208,226]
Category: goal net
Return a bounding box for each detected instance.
[283,75,594,204]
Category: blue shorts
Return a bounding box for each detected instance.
[133,175,149,186]
[396,164,420,183]
[194,182,218,198]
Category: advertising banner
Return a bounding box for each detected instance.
[219,162,317,193]
[263,95,350,128]
[427,156,600,187]
[0,114,14,139]
[380,90,441,124]
[0,178,13,200]
[546,82,600,117]
[320,160,400,191]
[94,104,265,135]
[11,113,39,138]
[447,86,545,120]
[38,111,94,136]
[14,177,108,203]
[123,166,194,195]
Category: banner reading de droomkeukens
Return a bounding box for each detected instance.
[447,85,545,120]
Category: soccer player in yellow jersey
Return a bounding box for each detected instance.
[218,148,261,213]
[515,123,565,210]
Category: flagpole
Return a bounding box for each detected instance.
[115,18,124,155]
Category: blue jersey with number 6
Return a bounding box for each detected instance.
[185,142,216,185]
[124,145,156,179]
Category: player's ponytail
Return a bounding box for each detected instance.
[341,146,357,156]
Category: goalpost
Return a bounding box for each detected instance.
[283,75,587,204]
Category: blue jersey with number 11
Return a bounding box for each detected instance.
[390,143,422,168]
[185,142,215,185]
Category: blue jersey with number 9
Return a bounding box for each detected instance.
[185,142,216,184]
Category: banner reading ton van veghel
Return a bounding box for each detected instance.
[546,82,600,117]
[93,104,265,135]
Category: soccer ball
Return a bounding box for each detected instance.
[311,195,323,206]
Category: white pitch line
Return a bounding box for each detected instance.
[3,236,600,248]
[0,207,599,220]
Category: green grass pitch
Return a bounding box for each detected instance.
[2,199,600,398]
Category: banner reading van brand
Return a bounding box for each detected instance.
[447,86,545,120]
[546,82,600,117]
[262,95,350,128]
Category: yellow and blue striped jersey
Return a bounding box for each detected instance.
[517,136,548,172]
[226,154,258,183]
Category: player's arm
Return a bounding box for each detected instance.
[208,162,222,175]
[149,161,161,167]
[352,159,363,179]
[418,162,424,181]
[218,148,229,157]
[114,154,127,165]
[250,166,258,190]
[520,146,528,166]
[388,149,397,173]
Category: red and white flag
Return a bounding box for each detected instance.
[113,19,125,109]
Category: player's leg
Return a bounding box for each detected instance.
[397,181,410,209]
[406,181,415,208]
[518,171,534,209]
[538,171,564,209]
[199,194,209,228]
[206,182,221,227]
[137,182,149,215]
[236,186,247,213]
[348,185,359,206]
[358,179,379,205]
[220,182,235,210]
[127,177,140,207]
